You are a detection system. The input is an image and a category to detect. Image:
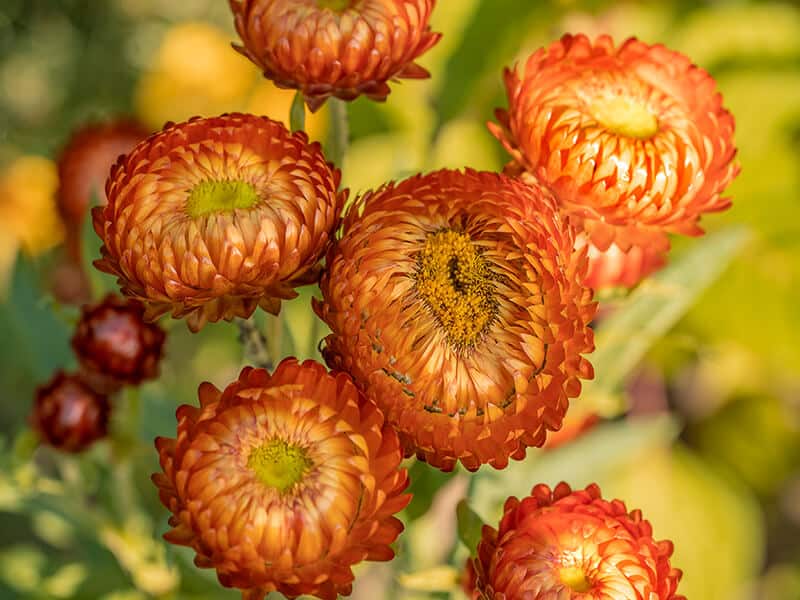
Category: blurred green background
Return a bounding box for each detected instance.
[0,0,798,599]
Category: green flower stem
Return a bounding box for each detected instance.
[327,97,349,168]
[290,91,306,132]
[238,317,273,371]
[268,312,284,366]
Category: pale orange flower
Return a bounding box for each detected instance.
[466,482,685,599]
[490,34,738,288]
[93,113,346,331]
[315,169,595,471]
[229,0,441,111]
[57,120,149,234]
[153,359,410,600]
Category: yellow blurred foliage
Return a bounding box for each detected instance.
[0,155,64,289]
[0,155,63,255]
[135,21,329,141]
[134,22,256,129]
[247,80,328,142]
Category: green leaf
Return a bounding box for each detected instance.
[404,460,457,522]
[432,0,556,131]
[0,255,72,378]
[456,500,485,556]
[585,226,750,415]
[81,201,117,298]
[397,565,460,592]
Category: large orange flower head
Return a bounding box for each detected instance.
[315,169,596,471]
[153,358,410,600]
[490,34,738,289]
[93,113,346,332]
[229,0,441,111]
[466,483,685,600]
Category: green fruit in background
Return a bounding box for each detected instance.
[600,445,764,600]
[688,394,800,497]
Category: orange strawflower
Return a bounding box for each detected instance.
[490,34,738,289]
[93,113,346,332]
[229,0,441,111]
[465,482,685,600]
[153,358,410,600]
[315,169,595,471]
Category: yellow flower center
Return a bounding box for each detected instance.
[559,566,592,593]
[316,0,352,11]
[247,439,313,494]
[589,95,659,139]
[414,229,497,350]
[185,180,260,218]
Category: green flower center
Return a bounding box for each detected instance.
[589,95,659,139]
[316,0,353,11]
[413,229,498,350]
[247,439,313,494]
[559,566,592,593]
[185,180,260,218]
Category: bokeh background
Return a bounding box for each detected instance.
[0,1,798,598]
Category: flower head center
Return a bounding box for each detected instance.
[186,180,260,218]
[414,229,497,349]
[589,95,658,139]
[247,438,313,494]
[559,566,592,593]
[316,0,353,11]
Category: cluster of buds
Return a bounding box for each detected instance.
[31,294,165,452]
[75,0,740,598]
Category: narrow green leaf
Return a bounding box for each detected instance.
[469,415,680,521]
[404,460,457,522]
[585,226,750,415]
[82,194,116,298]
[0,256,72,381]
[433,0,556,131]
[290,91,306,132]
[456,499,486,556]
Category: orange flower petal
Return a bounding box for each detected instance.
[316,169,596,471]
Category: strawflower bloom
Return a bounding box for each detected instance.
[490,33,738,289]
[72,294,166,387]
[153,358,410,600]
[93,113,346,332]
[31,371,110,453]
[315,169,595,471]
[229,0,441,111]
[465,482,685,599]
